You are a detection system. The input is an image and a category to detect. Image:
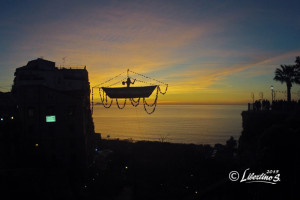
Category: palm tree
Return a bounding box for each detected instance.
[296,56,300,68]
[273,64,300,102]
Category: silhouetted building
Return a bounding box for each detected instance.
[9,58,96,172]
[0,92,20,168]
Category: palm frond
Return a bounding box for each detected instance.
[273,65,300,85]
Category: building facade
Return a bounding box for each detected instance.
[11,58,96,171]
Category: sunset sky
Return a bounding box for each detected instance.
[1,0,300,104]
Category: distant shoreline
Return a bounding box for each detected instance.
[96,135,232,147]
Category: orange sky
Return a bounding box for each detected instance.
[1,1,300,104]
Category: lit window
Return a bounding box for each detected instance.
[67,107,75,116]
[0,118,3,121]
[46,115,56,122]
[28,108,35,117]
[35,144,39,147]
[11,116,14,120]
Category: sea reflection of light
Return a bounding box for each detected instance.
[93,105,243,145]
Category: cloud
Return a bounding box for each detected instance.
[9,4,211,88]
[163,50,300,95]
[2,0,300,103]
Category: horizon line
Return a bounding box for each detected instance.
[93,102,248,106]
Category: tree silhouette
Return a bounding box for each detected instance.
[274,63,300,102]
[296,56,300,68]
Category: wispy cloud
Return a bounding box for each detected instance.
[164,50,300,95]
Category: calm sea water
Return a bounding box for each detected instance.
[92,104,245,145]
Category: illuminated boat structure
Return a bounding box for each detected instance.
[102,86,157,99]
[92,69,168,114]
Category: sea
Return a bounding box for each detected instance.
[92,104,245,145]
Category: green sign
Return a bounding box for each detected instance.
[46,115,56,122]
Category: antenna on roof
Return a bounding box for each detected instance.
[62,56,67,66]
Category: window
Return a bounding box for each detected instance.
[28,107,35,117]
[47,106,55,114]
[67,106,75,116]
